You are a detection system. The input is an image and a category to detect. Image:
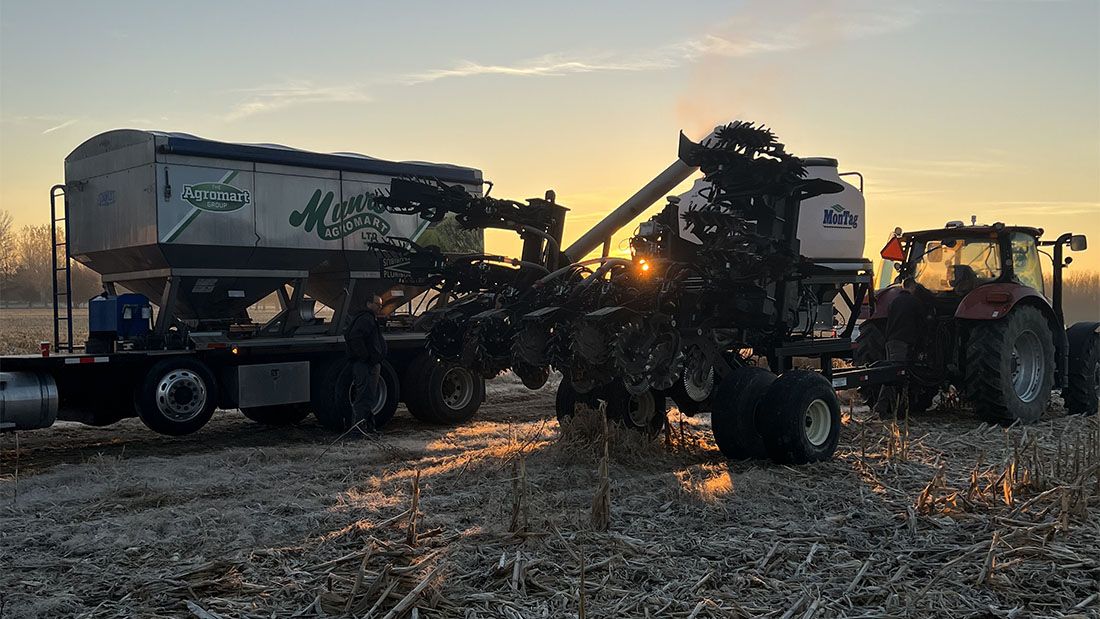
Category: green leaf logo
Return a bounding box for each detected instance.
[180,182,251,212]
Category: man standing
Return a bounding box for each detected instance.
[875,277,928,419]
[345,296,388,432]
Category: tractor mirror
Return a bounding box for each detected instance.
[1070,234,1087,251]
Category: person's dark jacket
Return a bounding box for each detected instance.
[345,311,387,364]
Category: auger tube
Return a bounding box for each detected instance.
[562,159,696,263]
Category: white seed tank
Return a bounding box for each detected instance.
[674,157,865,261]
[795,157,865,260]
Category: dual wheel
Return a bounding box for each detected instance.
[711,368,841,464]
[133,353,485,436]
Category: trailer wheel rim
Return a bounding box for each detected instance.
[155,369,207,422]
[627,392,656,427]
[347,375,388,417]
[804,398,832,447]
[1010,330,1044,403]
[441,367,475,411]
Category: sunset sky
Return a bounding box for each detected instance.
[2,0,1098,268]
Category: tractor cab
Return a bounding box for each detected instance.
[903,225,1044,303]
[881,222,1087,321]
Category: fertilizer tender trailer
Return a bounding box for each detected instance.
[0,130,488,436]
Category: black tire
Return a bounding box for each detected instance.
[404,357,484,425]
[711,367,775,460]
[241,403,311,426]
[854,320,886,407]
[555,376,602,422]
[555,378,579,422]
[400,353,432,403]
[1065,322,1099,416]
[964,306,1055,424]
[134,358,218,436]
[757,370,841,464]
[313,359,400,432]
[604,384,667,436]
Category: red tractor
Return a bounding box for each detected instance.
[856,222,1097,423]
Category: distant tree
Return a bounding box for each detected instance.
[0,210,15,282]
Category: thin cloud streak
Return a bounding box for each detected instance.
[41,119,78,134]
[225,81,372,120]
[403,2,922,85]
[222,1,924,118]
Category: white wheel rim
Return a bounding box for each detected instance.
[1010,330,1044,403]
[627,392,656,427]
[155,369,207,422]
[804,398,831,447]
[441,367,475,410]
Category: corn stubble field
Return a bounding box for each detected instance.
[1,309,1098,618]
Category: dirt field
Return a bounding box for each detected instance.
[1,312,1099,618]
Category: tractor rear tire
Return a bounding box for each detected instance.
[757,370,841,464]
[854,320,886,408]
[1065,322,1099,416]
[404,356,483,425]
[711,367,775,460]
[241,403,311,426]
[964,306,1054,425]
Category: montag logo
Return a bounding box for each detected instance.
[822,204,858,229]
[181,182,251,212]
[289,189,391,241]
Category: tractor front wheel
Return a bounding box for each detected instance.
[964,306,1054,424]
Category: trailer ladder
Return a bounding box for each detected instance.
[50,184,75,353]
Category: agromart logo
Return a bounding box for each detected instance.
[289,189,392,240]
[180,182,251,212]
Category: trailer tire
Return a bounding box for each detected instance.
[604,384,666,436]
[134,358,217,436]
[404,357,483,425]
[711,367,775,460]
[314,359,400,432]
[241,403,311,426]
[758,370,841,464]
[1065,322,1099,416]
[554,375,602,421]
[964,306,1054,425]
[854,320,886,408]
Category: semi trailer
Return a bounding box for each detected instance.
[0,130,491,435]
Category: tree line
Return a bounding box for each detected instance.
[0,210,102,306]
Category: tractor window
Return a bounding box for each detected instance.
[1010,232,1044,293]
[912,238,1002,293]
